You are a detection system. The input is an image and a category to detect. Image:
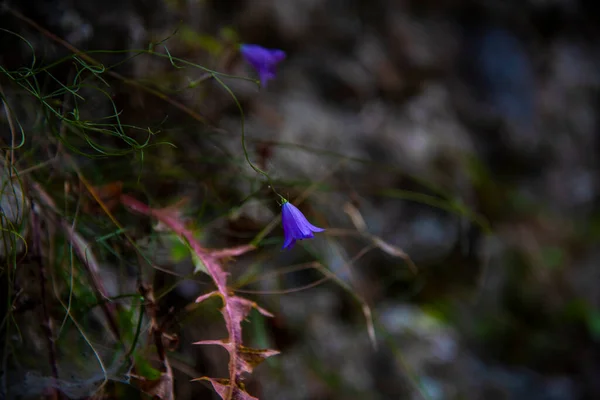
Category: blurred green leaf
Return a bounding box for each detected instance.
[169,234,190,262]
[192,251,209,275]
[117,305,137,343]
[179,27,223,55]
[587,311,600,341]
[220,26,239,43]
[540,246,565,270]
[134,352,162,380]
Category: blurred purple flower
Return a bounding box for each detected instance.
[240,44,286,87]
[281,200,325,249]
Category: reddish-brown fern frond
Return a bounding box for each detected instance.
[121,195,279,400]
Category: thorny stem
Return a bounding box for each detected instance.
[139,284,167,366]
[120,195,231,297]
[137,283,175,400]
[133,284,175,398]
[31,202,60,400]
[120,194,255,400]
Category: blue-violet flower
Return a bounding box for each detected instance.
[240,44,286,87]
[281,200,325,249]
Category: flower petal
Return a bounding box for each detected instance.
[282,236,296,249]
[280,201,324,249]
[240,44,286,87]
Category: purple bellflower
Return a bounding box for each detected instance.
[281,200,325,249]
[240,44,286,87]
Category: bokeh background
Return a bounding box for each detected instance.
[2,0,600,399]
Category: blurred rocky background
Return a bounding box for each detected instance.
[2,0,600,399]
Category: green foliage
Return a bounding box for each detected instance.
[0,12,493,400]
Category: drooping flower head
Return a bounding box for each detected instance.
[240,44,286,87]
[281,200,325,249]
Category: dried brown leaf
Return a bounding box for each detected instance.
[135,362,174,400]
[193,339,280,375]
[193,378,258,400]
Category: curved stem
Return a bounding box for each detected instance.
[212,75,284,202]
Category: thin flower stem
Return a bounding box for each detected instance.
[211,75,284,202]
